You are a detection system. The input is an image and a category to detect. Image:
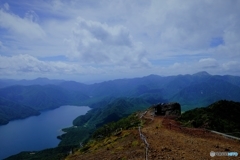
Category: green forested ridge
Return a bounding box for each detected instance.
[179,100,240,137]
[74,97,149,127]
[0,97,40,125]
[4,146,76,160]
[58,97,150,146]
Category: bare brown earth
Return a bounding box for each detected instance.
[66,110,240,160]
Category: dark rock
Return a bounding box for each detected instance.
[215,145,219,148]
[161,147,172,152]
[153,102,181,116]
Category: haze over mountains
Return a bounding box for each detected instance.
[1,71,240,159]
[0,71,240,125]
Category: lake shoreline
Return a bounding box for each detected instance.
[0,112,41,126]
[0,105,91,126]
[0,105,90,160]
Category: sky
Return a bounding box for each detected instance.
[0,0,240,83]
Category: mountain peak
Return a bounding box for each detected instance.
[193,71,210,76]
[35,77,49,81]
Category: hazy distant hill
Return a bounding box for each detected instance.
[171,77,240,110]
[216,75,240,88]
[0,78,64,88]
[79,72,240,110]
[1,71,240,125]
[0,85,88,111]
[0,97,40,125]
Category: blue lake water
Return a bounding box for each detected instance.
[0,106,90,159]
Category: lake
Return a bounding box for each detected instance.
[0,105,90,159]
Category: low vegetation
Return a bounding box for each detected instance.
[66,100,240,160]
[58,97,150,146]
[5,146,76,160]
[91,113,141,139]
[178,100,240,137]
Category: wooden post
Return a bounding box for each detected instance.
[145,147,148,160]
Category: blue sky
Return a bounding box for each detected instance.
[0,0,240,82]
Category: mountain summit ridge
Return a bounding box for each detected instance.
[192,71,211,76]
[1,71,240,125]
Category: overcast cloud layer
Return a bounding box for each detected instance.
[0,0,240,82]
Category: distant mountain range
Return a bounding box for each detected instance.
[0,71,240,125]
[0,77,64,88]
[3,71,240,159]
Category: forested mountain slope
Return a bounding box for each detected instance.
[0,85,88,111]
[179,100,240,137]
[0,97,40,125]
[58,97,150,146]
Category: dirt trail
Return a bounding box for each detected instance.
[67,110,240,160]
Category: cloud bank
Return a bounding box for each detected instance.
[0,0,239,82]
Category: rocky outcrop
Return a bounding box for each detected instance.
[153,102,181,116]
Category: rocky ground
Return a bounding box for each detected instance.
[66,110,240,160]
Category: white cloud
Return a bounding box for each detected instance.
[0,41,6,51]
[3,3,9,10]
[198,58,219,69]
[140,0,240,58]
[0,54,100,77]
[24,10,39,23]
[0,8,45,39]
[222,61,240,74]
[0,0,240,80]
[223,61,238,69]
[66,17,150,67]
[0,54,151,81]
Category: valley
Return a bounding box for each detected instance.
[1,72,240,159]
[1,72,240,125]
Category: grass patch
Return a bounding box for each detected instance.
[132,140,139,146]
